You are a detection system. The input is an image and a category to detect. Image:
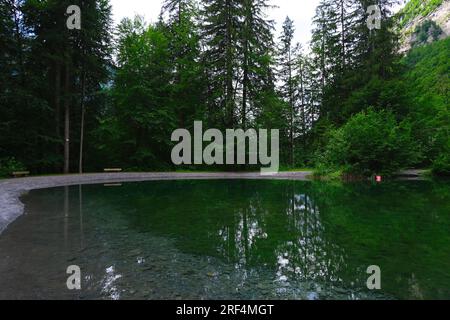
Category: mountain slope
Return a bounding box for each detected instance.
[397,0,450,52]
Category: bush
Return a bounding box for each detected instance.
[432,153,450,176]
[320,108,421,177]
[0,158,26,178]
[412,20,443,47]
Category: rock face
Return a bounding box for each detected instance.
[399,0,450,53]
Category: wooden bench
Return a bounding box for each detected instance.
[103,183,123,187]
[103,168,123,173]
[11,171,30,178]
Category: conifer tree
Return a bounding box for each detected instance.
[277,16,300,165]
[240,0,275,128]
[161,0,205,129]
[201,0,242,128]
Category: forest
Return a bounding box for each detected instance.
[0,0,449,177]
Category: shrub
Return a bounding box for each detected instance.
[321,108,421,177]
[432,153,450,176]
[0,158,26,178]
[412,20,443,47]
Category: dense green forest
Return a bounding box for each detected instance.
[0,0,449,177]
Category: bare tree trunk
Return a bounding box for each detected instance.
[341,0,346,70]
[288,50,294,167]
[225,0,234,127]
[78,71,86,174]
[299,59,306,148]
[64,63,71,174]
[242,4,249,129]
[178,1,182,25]
[242,45,248,129]
[55,62,61,170]
[11,2,25,86]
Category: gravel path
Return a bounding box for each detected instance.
[0,171,311,234]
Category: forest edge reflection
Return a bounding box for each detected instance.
[1,179,449,300]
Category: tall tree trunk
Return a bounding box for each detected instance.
[288,50,294,167]
[321,28,326,93]
[64,63,71,174]
[225,0,234,127]
[341,0,346,70]
[12,2,25,85]
[299,59,306,148]
[178,1,182,25]
[241,3,249,129]
[242,42,248,129]
[78,70,86,174]
[54,62,61,169]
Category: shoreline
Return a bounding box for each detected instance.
[0,171,312,235]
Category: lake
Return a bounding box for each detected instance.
[0,179,449,299]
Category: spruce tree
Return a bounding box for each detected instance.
[21,0,113,173]
[201,0,242,128]
[240,0,275,128]
[277,16,299,166]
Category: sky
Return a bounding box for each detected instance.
[111,0,327,46]
[110,0,406,46]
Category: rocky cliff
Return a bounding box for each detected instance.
[397,0,450,53]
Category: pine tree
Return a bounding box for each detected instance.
[277,16,299,166]
[161,0,195,25]
[240,0,275,128]
[0,0,54,172]
[310,0,399,123]
[21,0,113,173]
[73,0,113,173]
[351,0,399,79]
[201,0,242,128]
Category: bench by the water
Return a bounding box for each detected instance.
[11,171,30,178]
[103,168,123,173]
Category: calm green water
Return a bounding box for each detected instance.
[0,179,449,300]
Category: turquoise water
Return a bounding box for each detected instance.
[0,179,449,300]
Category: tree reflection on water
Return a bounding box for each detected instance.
[1,179,448,299]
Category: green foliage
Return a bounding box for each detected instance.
[401,38,450,167]
[96,9,206,170]
[397,0,444,28]
[0,0,448,175]
[201,0,275,128]
[0,0,113,173]
[432,153,450,176]
[0,158,26,178]
[320,109,421,176]
[412,20,443,47]
[162,4,206,128]
[311,0,401,124]
[101,18,176,169]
